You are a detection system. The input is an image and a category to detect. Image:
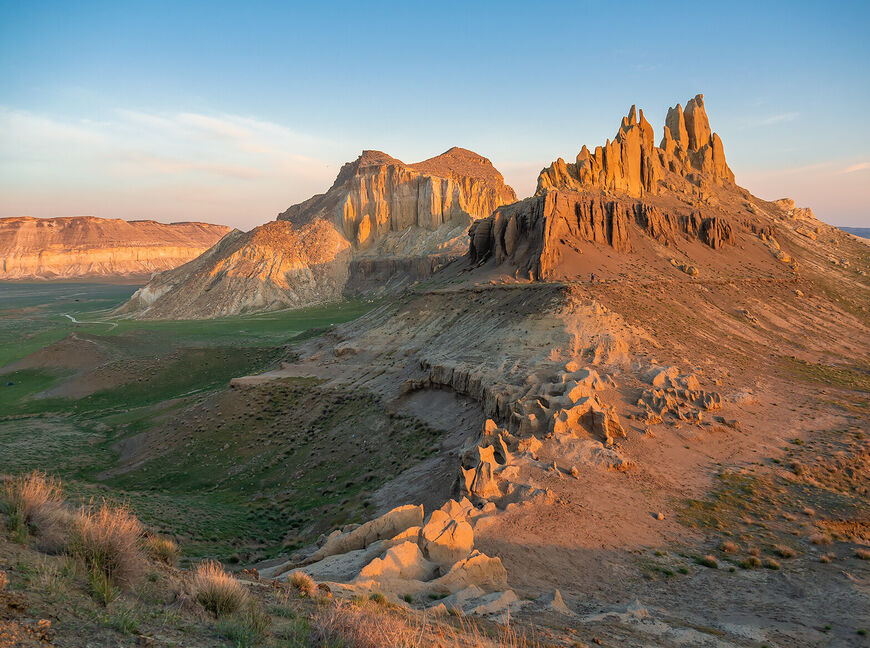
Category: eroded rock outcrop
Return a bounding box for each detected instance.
[281,148,516,250]
[537,95,733,198]
[470,94,741,280]
[261,500,509,607]
[0,216,230,280]
[119,148,515,319]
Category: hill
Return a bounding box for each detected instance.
[117,148,516,318]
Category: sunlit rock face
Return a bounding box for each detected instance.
[117,147,516,319]
[0,216,230,280]
[470,94,747,280]
[278,147,517,249]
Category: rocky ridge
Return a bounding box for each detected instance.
[119,148,516,318]
[469,95,786,281]
[0,216,230,280]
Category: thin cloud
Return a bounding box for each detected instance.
[841,162,870,174]
[740,112,800,128]
[0,106,342,228]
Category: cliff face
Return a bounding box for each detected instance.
[0,217,230,280]
[279,147,516,249]
[470,95,782,282]
[119,148,516,318]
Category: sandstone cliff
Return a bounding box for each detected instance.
[470,95,763,281]
[0,217,230,280]
[119,148,516,318]
[278,147,516,250]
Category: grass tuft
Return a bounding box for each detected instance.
[697,555,718,569]
[68,499,145,597]
[145,534,179,566]
[191,560,248,617]
[288,570,317,598]
[2,471,68,549]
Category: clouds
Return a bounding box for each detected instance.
[0,107,343,228]
[841,162,870,174]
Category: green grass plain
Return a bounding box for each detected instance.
[0,282,401,562]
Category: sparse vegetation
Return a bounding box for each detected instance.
[697,555,718,569]
[145,533,179,566]
[191,560,249,617]
[68,500,145,598]
[2,471,67,546]
[289,570,317,598]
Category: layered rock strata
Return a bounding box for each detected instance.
[470,94,742,280]
[119,148,516,318]
[0,216,230,280]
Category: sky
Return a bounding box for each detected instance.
[0,0,868,230]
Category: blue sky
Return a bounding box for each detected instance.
[1,0,868,228]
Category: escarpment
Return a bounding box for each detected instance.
[118,147,516,319]
[280,147,516,249]
[469,94,783,281]
[0,216,230,280]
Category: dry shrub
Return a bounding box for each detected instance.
[191,560,248,617]
[288,570,317,598]
[145,534,179,566]
[2,471,68,548]
[720,541,739,553]
[809,533,832,545]
[775,545,797,558]
[0,570,7,591]
[856,548,870,560]
[312,600,424,648]
[68,500,145,588]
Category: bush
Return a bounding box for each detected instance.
[775,545,797,558]
[697,555,718,569]
[2,471,67,548]
[68,500,145,594]
[288,570,316,598]
[856,548,870,560]
[809,533,832,546]
[720,541,738,553]
[0,570,7,591]
[191,560,248,617]
[145,534,179,566]
[739,556,762,569]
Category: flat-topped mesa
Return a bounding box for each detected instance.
[537,94,734,198]
[0,216,230,280]
[278,147,516,250]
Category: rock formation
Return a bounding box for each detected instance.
[261,499,510,609]
[0,217,230,280]
[537,95,733,198]
[470,94,746,280]
[119,148,515,318]
[279,147,516,250]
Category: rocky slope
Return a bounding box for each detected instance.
[469,94,791,282]
[119,147,516,318]
[235,95,869,644]
[0,216,230,281]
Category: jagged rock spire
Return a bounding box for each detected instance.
[537,93,734,197]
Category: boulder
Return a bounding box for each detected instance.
[420,510,474,568]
